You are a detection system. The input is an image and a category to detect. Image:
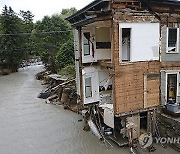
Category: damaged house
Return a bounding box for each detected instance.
[66,0,180,146]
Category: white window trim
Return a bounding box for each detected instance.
[85,76,92,98]
[165,72,180,105]
[82,31,91,57]
[166,27,179,54]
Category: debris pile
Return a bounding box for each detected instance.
[37,72,77,112]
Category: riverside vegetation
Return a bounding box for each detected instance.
[0,6,76,76]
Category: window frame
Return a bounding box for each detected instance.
[85,77,92,98]
[165,71,180,105]
[166,27,179,54]
[119,27,132,62]
[83,32,91,56]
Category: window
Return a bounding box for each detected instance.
[85,77,92,98]
[121,28,131,62]
[167,74,177,103]
[83,32,90,56]
[167,28,179,53]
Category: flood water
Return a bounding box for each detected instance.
[0,65,178,154]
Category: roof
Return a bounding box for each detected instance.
[66,0,110,27]
[66,0,106,21]
[66,0,180,27]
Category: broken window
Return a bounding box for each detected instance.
[85,77,92,98]
[167,28,179,53]
[121,28,131,62]
[167,74,177,103]
[83,32,90,56]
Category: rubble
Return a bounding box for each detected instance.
[37,72,77,111]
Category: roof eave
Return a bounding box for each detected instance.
[66,0,108,21]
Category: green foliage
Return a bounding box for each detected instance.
[61,8,77,18]
[19,10,34,59]
[0,6,25,72]
[58,64,76,78]
[0,6,76,75]
[56,39,74,69]
[32,11,75,73]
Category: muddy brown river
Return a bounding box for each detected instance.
[0,65,178,154]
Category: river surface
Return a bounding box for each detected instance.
[0,65,178,154]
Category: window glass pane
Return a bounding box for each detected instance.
[83,36,89,44]
[85,77,91,86]
[85,87,92,98]
[83,45,90,55]
[85,77,92,98]
[168,28,177,52]
[83,32,90,56]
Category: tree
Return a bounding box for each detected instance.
[0,6,25,72]
[56,39,74,69]
[61,8,77,18]
[19,10,34,58]
[33,14,72,72]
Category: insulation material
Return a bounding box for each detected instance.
[104,108,114,128]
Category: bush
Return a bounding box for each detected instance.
[56,39,74,70]
[58,64,75,78]
[2,69,12,75]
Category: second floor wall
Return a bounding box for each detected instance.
[119,22,160,63]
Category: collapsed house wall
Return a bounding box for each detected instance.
[81,24,112,64]
[82,66,113,105]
